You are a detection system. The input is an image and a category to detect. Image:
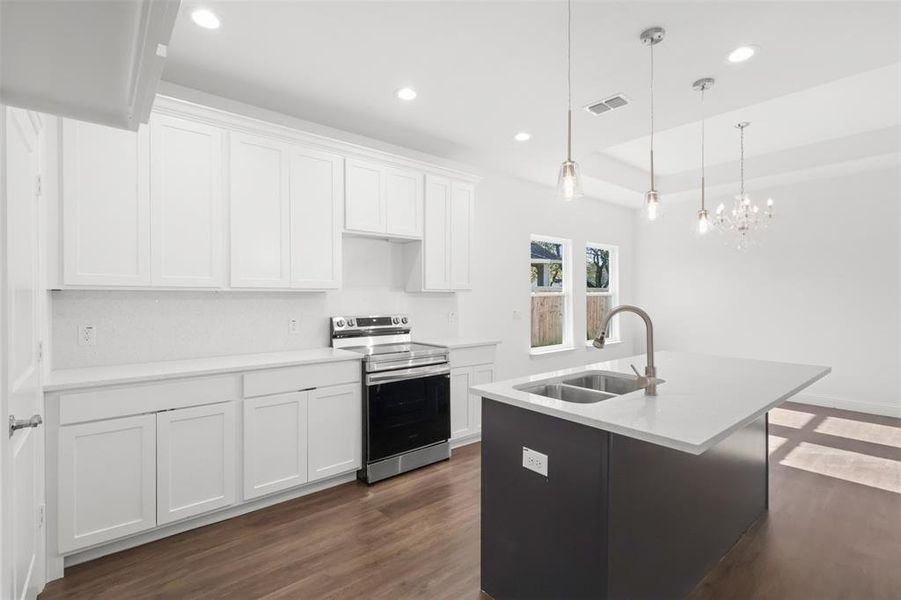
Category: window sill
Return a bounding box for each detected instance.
[530,345,576,357]
[584,339,623,347]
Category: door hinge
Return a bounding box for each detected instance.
[37,504,45,529]
[37,341,43,362]
[34,174,42,198]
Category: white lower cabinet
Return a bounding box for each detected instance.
[58,414,157,553]
[243,392,309,500]
[157,403,237,525]
[308,383,361,481]
[450,361,495,441]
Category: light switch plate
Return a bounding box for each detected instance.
[522,447,548,477]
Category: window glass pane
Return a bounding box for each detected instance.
[587,294,613,341]
[586,246,610,291]
[531,239,565,348]
[531,241,564,292]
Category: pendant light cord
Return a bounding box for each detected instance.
[700,87,706,211]
[566,0,573,162]
[649,42,655,189]
[739,125,745,198]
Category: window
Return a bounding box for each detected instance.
[586,243,619,343]
[531,235,572,352]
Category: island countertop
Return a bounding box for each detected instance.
[470,351,830,454]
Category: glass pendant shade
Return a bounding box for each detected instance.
[557,160,583,201]
[697,209,710,235]
[645,189,659,221]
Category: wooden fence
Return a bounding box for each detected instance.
[531,295,563,348]
[586,294,613,341]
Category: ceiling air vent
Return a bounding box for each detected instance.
[585,94,630,115]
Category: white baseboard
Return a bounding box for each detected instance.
[791,393,901,419]
[60,471,357,572]
[450,432,481,449]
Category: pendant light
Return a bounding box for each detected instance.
[557,0,582,201]
[640,27,665,220]
[692,77,715,235]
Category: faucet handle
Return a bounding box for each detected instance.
[630,364,642,378]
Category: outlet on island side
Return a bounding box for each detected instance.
[522,447,548,477]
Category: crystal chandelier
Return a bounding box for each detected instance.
[714,122,774,250]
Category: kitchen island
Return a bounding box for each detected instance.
[471,352,830,600]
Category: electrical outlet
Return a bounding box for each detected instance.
[78,324,96,347]
[512,310,523,321]
[289,318,301,334]
[447,311,456,325]
[522,447,548,477]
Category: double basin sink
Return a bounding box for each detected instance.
[515,370,662,404]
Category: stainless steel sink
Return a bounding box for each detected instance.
[519,383,616,404]
[562,371,654,395]
[516,370,663,403]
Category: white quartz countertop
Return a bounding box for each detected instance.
[470,351,830,455]
[44,348,362,392]
[415,337,500,350]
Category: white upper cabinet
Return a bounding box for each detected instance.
[422,175,452,290]
[289,146,343,289]
[61,119,151,286]
[384,167,423,237]
[149,114,224,287]
[229,133,291,288]
[450,181,474,290]
[345,159,385,233]
[345,159,424,238]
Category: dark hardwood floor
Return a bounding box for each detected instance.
[41,402,900,600]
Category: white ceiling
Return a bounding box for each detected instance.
[162,1,901,206]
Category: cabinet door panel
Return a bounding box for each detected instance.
[157,403,236,525]
[61,119,150,285]
[470,364,494,431]
[58,414,156,553]
[384,167,423,237]
[345,159,384,233]
[450,181,474,290]
[449,368,472,440]
[308,384,361,481]
[289,148,342,288]
[423,175,451,290]
[229,133,290,288]
[243,392,308,499]
[150,115,223,287]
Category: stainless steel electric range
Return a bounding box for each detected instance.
[331,315,450,484]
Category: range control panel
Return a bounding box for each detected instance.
[330,314,410,334]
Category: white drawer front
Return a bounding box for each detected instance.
[59,375,240,425]
[243,361,360,398]
[448,345,497,369]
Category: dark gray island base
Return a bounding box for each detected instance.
[480,398,768,600]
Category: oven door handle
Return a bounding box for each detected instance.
[366,364,450,386]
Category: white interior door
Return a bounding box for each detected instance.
[2,107,45,600]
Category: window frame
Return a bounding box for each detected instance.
[530,234,574,355]
[585,242,620,346]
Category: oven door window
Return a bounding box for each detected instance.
[367,373,450,462]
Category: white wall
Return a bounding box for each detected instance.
[635,167,901,417]
[459,175,638,381]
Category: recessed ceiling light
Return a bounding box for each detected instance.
[395,87,417,101]
[727,46,757,63]
[514,132,532,142]
[191,8,220,30]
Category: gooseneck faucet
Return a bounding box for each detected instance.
[593,304,659,396]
